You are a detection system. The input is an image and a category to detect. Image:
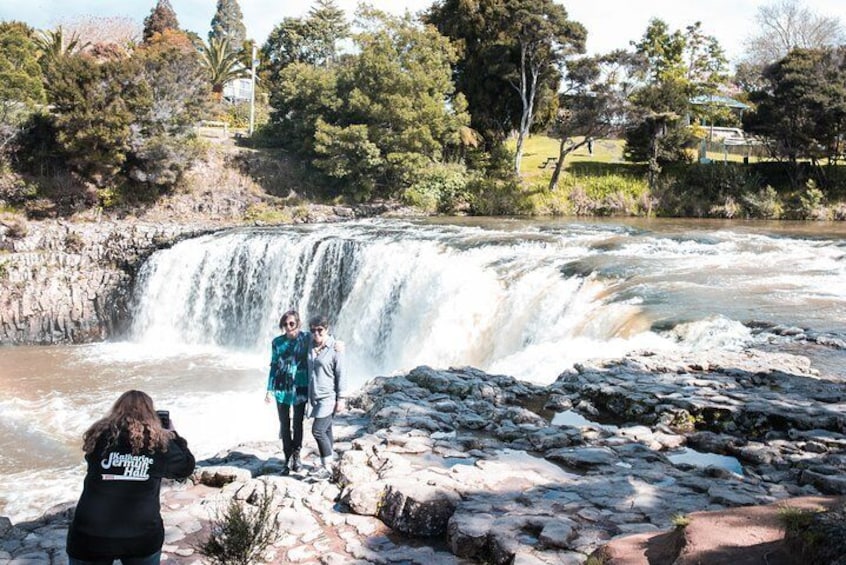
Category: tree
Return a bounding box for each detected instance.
[547,51,635,190]
[744,0,845,67]
[127,30,208,187]
[40,29,207,189]
[745,47,846,183]
[143,0,180,43]
[426,0,586,174]
[200,37,249,99]
[261,0,348,83]
[43,53,142,184]
[308,0,347,64]
[0,22,45,159]
[624,19,728,183]
[209,0,246,48]
[268,61,340,156]
[59,16,141,50]
[311,7,470,199]
[504,0,587,173]
[34,26,88,63]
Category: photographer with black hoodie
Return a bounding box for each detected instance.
[66,390,195,565]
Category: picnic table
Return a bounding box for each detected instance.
[538,157,557,169]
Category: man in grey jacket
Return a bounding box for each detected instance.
[307,314,346,480]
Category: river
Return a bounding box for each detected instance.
[1,217,845,523]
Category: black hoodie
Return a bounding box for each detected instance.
[66,431,195,560]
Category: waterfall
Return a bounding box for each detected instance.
[129,218,846,384]
[130,220,652,383]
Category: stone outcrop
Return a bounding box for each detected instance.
[3,348,845,563]
[0,219,219,345]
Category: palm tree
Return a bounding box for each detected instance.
[35,26,88,62]
[199,37,249,100]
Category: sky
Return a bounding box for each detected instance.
[1,0,844,64]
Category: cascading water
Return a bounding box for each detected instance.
[2,218,845,523]
[129,221,655,384]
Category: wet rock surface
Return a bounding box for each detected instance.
[2,349,845,563]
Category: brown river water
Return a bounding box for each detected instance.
[1,217,845,522]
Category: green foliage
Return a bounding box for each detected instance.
[741,185,784,219]
[671,513,691,528]
[268,8,470,201]
[313,120,382,201]
[403,162,472,213]
[0,22,45,161]
[199,37,249,97]
[652,163,765,217]
[44,54,139,185]
[198,483,278,565]
[34,26,88,65]
[34,31,206,193]
[243,202,292,224]
[467,176,531,216]
[211,100,268,130]
[745,46,846,183]
[796,179,828,219]
[625,19,728,179]
[261,0,348,82]
[209,0,246,47]
[426,0,586,172]
[267,62,339,154]
[143,0,180,43]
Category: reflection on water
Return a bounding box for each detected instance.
[667,447,744,475]
[552,410,619,431]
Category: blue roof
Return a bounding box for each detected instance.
[690,95,750,110]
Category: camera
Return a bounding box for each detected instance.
[156,410,171,429]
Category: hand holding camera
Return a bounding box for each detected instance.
[156,410,172,430]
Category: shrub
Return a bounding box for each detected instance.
[64,231,85,253]
[467,176,531,216]
[198,482,278,565]
[243,202,292,224]
[0,214,27,238]
[403,163,471,214]
[782,504,846,565]
[794,180,829,220]
[741,185,784,219]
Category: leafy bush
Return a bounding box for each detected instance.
[467,176,531,216]
[403,163,471,214]
[741,185,784,219]
[794,180,829,220]
[198,483,278,565]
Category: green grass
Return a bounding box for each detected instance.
[517,135,627,182]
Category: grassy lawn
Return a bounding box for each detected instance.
[517,135,634,184]
[518,134,771,180]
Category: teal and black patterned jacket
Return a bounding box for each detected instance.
[267,331,311,405]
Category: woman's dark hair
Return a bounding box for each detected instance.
[308,314,330,329]
[83,390,171,455]
[279,309,300,330]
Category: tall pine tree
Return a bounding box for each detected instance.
[143,0,180,43]
[209,0,247,48]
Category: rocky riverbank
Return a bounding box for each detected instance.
[0,201,410,345]
[3,348,844,564]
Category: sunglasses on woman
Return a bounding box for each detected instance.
[310,326,326,334]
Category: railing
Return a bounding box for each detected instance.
[196,120,229,138]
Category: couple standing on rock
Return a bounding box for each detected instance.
[265,309,346,481]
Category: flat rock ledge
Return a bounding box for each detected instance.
[2,347,845,564]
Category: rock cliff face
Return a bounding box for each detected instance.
[0,219,217,345]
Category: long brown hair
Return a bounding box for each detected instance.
[82,390,172,455]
